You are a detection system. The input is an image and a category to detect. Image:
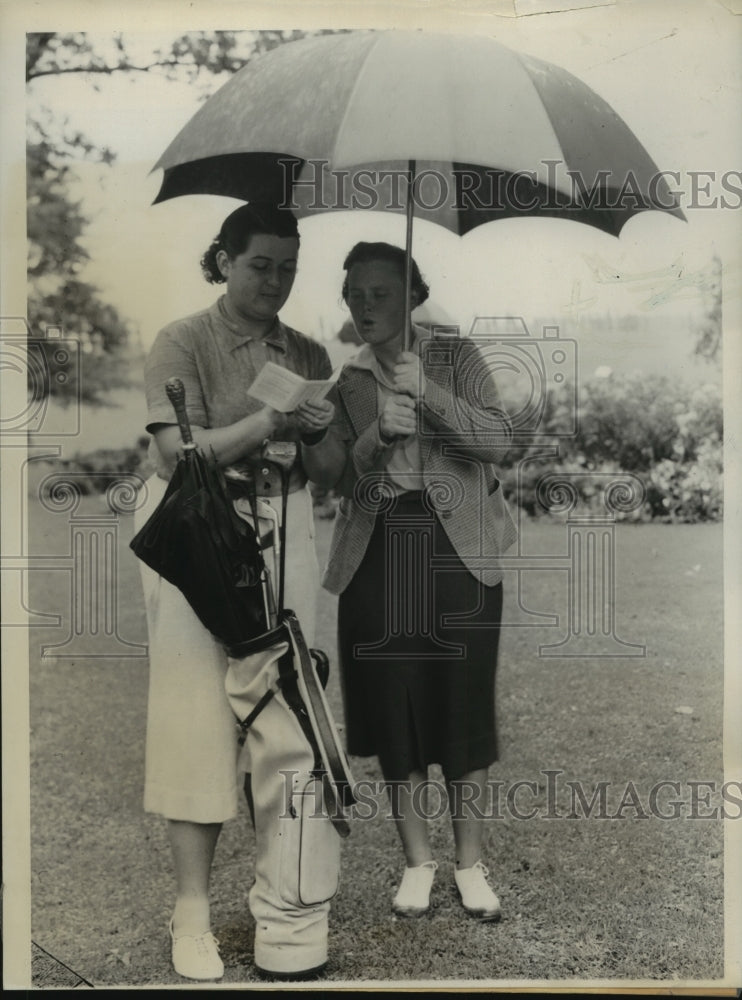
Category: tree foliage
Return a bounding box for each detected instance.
[26,29,344,405]
[693,253,721,363]
[26,103,130,404]
[26,30,344,85]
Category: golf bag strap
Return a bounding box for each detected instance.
[227,622,288,659]
[281,613,355,808]
[234,656,323,742]
[236,675,290,744]
[274,643,350,838]
[228,621,331,762]
[276,645,318,757]
[228,614,353,836]
[278,462,289,613]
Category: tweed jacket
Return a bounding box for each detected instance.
[303,333,518,595]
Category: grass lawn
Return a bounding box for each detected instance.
[25,495,726,988]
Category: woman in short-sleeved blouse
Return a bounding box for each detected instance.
[134,203,335,982]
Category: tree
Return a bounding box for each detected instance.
[693,253,721,364]
[25,94,135,405]
[27,38,136,405]
[26,30,342,85]
[26,29,345,405]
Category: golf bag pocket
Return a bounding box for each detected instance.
[278,773,341,907]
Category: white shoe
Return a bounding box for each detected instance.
[454,861,501,921]
[169,919,224,980]
[392,860,438,917]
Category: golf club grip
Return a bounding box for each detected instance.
[165,377,194,446]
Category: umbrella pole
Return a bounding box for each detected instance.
[403,159,416,353]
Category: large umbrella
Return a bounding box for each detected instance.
[152,29,685,346]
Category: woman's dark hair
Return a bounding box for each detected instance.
[341,242,430,306]
[200,203,300,283]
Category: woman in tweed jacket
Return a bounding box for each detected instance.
[302,242,518,922]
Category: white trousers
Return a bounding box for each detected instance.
[134,474,332,974]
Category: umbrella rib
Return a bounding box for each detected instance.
[510,53,567,177]
[331,31,385,166]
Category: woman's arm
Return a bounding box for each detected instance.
[300,382,358,490]
[145,319,293,475]
[301,380,401,494]
[151,407,288,475]
[304,419,398,497]
[301,422,352,489]
[421,380,512,463]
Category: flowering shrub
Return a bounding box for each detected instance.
[645,439,723,522]
[36,439,153,498]
[500,373,723,522]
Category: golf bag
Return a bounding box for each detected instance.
[221,444,355,968]
[223,441,355,832]
[131,379,354,973]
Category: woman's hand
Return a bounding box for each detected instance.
[393,351,426,401]
[294,398,335,436]
[379,393,417,441]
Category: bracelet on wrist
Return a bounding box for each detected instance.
[301,428,328,446]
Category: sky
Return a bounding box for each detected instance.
[18,0,741,364]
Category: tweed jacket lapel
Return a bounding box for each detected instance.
[338,367,378,438]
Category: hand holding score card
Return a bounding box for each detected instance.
[247,361,336,413]
[294,396,335,436]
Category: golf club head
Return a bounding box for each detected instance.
[261,440,297,473]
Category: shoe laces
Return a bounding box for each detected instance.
[456,860,491,883]
[193,931,220,955]
[174,927,220,951]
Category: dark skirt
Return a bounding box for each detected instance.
[337,492,503,781]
